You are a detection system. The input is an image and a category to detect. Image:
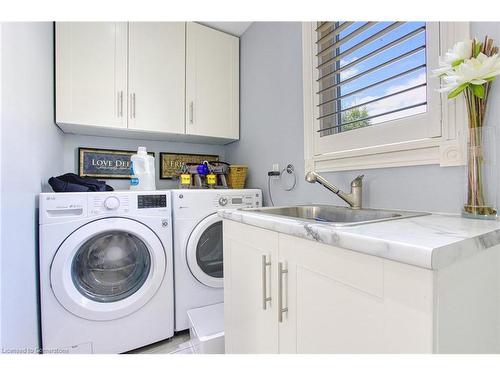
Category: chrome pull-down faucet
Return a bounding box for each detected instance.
[305,171,364,209]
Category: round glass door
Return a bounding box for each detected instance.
[72,230,151,303]
[186,214,224,288]
[196,221,223,278]
[50,218,166,321]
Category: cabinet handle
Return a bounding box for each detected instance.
[189,101,194,124]
[278,262,288,323]
[119,91,124,117]
[261,255,271,310]
[131,93,136,119]
[130,94,133,119]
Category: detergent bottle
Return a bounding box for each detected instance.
[130,147,156,191]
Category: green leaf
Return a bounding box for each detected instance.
[471,84,485,98]
[452,59,464,67]
[473,41,482,58]
[485,76,497,82]
[447,83,468,99]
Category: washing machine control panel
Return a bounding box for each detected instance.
[104,196,120,210]
[90,195,130,215]
[137,194,167,209]
[40,192,171,224]
[89,193,170,216]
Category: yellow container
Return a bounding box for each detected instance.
[228,165,248,189]
[207,174,217,185]
[180,174,192,185]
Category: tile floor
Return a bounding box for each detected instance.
[129,330,195,354]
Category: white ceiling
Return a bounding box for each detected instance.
[199,22,253,37]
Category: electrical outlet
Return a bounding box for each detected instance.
[268,163,281,178]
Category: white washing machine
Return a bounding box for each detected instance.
[171,189,261,331]
[39,191,174,354]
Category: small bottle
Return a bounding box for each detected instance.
[130,147,156,191]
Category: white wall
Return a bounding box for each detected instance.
[0,23,3,348]
[0,22,227,351]
[0,22,65,352]
[227,22,500,214]
[63,135,226,191]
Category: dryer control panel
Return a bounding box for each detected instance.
[171,189,262,219]
[214,192,261,208]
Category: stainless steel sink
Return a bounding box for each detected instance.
[240,205,429,226]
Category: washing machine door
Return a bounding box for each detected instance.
[186,213,223,288]
[50,217,166,321]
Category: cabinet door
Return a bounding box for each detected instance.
[223,221,278,353]
[56,22,127,128]
[186,23,239,140]
[278,234,434,353]
[128,22,185,134]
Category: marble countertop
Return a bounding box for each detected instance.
[219,208,500,270]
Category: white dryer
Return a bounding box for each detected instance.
[39,191,174,354]
[171,189,261,331]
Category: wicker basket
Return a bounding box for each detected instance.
[228,165,248,189]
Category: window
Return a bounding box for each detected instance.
[302,22,469,172]
[317,22,428,136]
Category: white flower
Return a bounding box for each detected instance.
[444,39,473,64]
[438,53,500,93]
[433,39,473,76]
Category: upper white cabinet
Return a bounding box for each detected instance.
[186,23,240,140]
[55,22,240,144]
[128,22,185,134]
[56,22,127,129]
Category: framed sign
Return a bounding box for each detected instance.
[78,147,155,179]
[160,152,219,179]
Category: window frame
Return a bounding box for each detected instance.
[302,22,470,173]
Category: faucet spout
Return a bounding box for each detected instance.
[305,171,364,209]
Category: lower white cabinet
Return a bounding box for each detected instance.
[223,221,278,353]
[278,234,434,353]
[223,220,500,354]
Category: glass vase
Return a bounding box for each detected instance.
[463,125,497,219]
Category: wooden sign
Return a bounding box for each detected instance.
[78,147,155,179]
[160,152,219,179]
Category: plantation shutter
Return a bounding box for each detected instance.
[315,22,429,137]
